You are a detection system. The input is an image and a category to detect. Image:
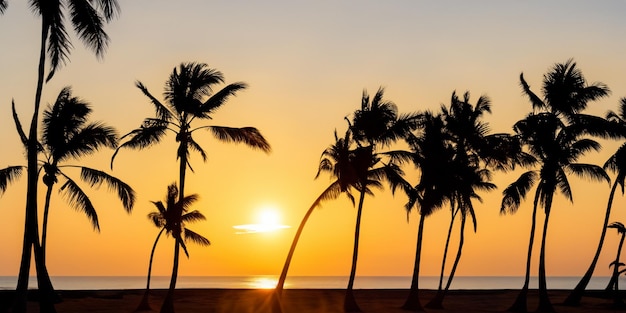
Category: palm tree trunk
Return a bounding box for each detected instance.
[565,179,619,306]
[161,143,188,313]
[344,190,366,312]
[402,213,426,311]
[435,212,468,309]
[425,206,458,309]
[41,183,55,264]
[537,200,554,313]
[276,183,337,296]
[611,233,625,306]
[160,239,180,313]
[14,17,58,313]
[137,227,165,311]
[508,188,541,313]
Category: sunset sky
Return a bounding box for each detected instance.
[1,1,626,282]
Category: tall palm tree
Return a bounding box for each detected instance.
[344,88,416,312]
[503,60,611,313]
[275,129,357,297]
[37,87,135,262]
[12,1,119,312]
[402,111,456,311]
[503,113,609,313]
[136,183,210,311]
[565,98,626,306]
[112,62,270,313]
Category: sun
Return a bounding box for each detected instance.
[233,206,291,234]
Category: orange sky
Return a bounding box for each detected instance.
[1,1,626,280]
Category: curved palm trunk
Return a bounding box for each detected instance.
[276,183,337,296]
[344,190,366,312]
[429,212,467,309]
[609,232,626,306]
[402,213,426,311]
[161,143,188,313]
[41,183,55,264]
[508,188,541,313]
[425,206,458,309]
[137,227,165,311]
[565,179,619,306]
[14,17,57,313]
[537,200,554,313]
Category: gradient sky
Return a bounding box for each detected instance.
[1,1,626,281]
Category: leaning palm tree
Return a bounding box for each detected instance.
[135,183,210,312]
[12,1,119,312]
[344,88,416,312]
[37,87,135,263]
[275,128,357,297]
[112,62,270,313]
[565,98,626,306]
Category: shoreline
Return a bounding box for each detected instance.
[2,289,626,313]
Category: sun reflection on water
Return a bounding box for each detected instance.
[248,276,278,289]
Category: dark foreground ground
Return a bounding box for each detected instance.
[2,288,626,313]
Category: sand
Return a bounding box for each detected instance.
[4,289,626,313]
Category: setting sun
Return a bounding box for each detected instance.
[233,206,291,234]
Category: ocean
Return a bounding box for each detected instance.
[0,276,621,291]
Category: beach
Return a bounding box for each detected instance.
[4,289,626,313]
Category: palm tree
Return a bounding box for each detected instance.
[344,88,416,312]
[37,87,135,263]
[606,222,626,304]
[503,112,609,313]
[402,111,456,311]
[275,129,357,297]
[136,183,210,312]
[565,98,626,306]
[112,62,270,313]
[503,60,611,313]
[12,1,119,311]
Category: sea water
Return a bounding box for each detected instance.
[0,276,621,291]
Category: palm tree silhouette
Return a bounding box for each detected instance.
[38,87,134,262]
[342,87,415,312]
[566,98,626,306]
[275,128,357,297]
[10,1,119,312]
[503,60,611,313]
[402,111,456,311]
[136,183,210,312]
[503,113,609,312]
[112,62,270,313]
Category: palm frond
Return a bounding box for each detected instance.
[182,210,206,223]
[79,167,135,211]
[136,81,173,122]
[67,0,108,59]
[0,166,24,194]
[0,0,7,14]
[148,212,166,228]
[566,163,610,184]
[57,123,118,162]
[207,126,271,153]
[199,82,247,116]
[45,5,71,81]
[519,73,546,111]
[59,176,100,231]
[183,228,211,247]
[12,100,28,148]
[188,136,207,162]
[554,169,573,203]
[178,237,190,258]
[501,171,538,214]
[111,122,168,168]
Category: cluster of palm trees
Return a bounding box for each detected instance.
[273,60,626,313]
[3,2,626,313]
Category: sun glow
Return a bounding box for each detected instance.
[233,206,291,234]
